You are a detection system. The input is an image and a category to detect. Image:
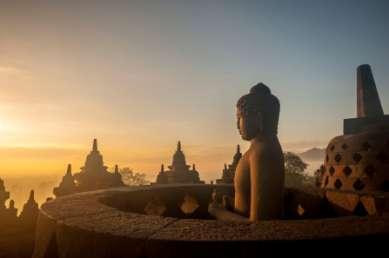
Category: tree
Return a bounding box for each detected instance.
[284,152,308,175]
[119,167,149,186]
[313,165,326,187]
[284,152,309,188]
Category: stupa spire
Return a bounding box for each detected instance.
[93,138,98,151]
[177,141,181,151]
[161,164,164,173]
[28,190,35,202]
[357,64,384,118]
[114,164,119,174]
[66,164,72,176]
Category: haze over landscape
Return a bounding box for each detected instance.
[1,1,389,208]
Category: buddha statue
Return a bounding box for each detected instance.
[209,83,285,221]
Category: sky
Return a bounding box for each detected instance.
[0,0,388,182]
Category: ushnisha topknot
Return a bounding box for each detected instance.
[249,82,271,95]
[237,82,280,135]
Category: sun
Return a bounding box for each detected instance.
[0,115,13,133]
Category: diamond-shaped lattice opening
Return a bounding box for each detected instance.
[144,197,167,216]
[353,179,365,191]
[324,176,329,186]
[180,194,200,215]
[353,153,362,163]
[297,204,305,216]
[334,154,342,163]
[334,179,342,189]
[362,142,372,151]
[330,145,335,152]
[353,201,368,216]
[342,143,348,150]
[382,180,389,192]
[377,152,388,163]
[364,165,376,178]
[329,166,335,176]
[343,166,352,177]
[320,165,326,174]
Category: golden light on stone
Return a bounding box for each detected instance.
[144,197,167,216]
[180,194,200,215]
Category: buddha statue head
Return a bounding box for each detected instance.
[236,83,280,140]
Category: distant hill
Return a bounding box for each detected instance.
[299,147,325,161]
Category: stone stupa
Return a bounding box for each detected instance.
[321,64,389,215]
[155,141,203,184]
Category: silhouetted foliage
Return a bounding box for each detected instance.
[284,152,308,175]
[120,167,149,186]
[284,152,312,188]
[314,165,326,187]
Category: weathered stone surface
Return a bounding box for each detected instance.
[284,187,325,219]
[343,64,389,134]
[56,210,177,258]
[33,185,389,258]
[360,193,389,215]
[325,190,360,215]
[32,212,58,258]
[344,116,389,135]
[322,66,389,193]
[41,193,115,220]
[323,130,389,192]
[0,227,36,258]
[356,64,384,118]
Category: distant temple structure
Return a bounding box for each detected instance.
[53,139,124,197]
[216,145,242,184]
[0,178,40,258]
[155,141,203,184]
[0,178,39,228]
[0,178,18,226]
[53,164,77,197]
[19,190,39,229]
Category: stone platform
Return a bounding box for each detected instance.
[33,185,389,258]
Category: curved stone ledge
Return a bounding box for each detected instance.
[33,185,389,258]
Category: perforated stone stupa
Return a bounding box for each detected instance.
[320,64,389,216]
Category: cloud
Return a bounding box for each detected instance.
[0,146,83,159]
[282,140,327,152]
[0,65,25,75]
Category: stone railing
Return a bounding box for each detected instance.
[32,184,389,258]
